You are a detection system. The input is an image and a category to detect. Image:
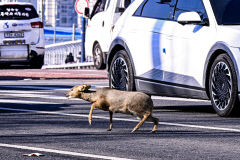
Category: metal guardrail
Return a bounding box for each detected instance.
[42,40,94,69]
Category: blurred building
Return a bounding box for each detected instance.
[44,0,79,27]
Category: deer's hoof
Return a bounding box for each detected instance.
[88,120,92,125]
[151,130,157,134]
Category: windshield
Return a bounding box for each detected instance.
[0,5,39,20]
[210,0,240,25]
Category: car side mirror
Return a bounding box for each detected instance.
[84,7,90,18]
[177,11,202,25]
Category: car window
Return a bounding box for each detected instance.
[134,0,177,20]
[134,0,147,16]
[90,0,107,19]
[124,0,131,8]
[210,0,240,25]
[0,5,38,20]
[174,0,207,21]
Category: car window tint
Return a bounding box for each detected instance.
[90,0,107,18]
[210,0,240,25]
[140,0,177,20]
[174,0,207,21]
[134,0,148,16]
[222,0,240,25]
[0,5,38,20]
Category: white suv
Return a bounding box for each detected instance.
[0,2,45,68]
[107,0,240,116]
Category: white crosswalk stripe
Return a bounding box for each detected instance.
[1,85,240,134]
[0,85,210,102]
[0,99,59,104]
[0,85,69,90]
[0,93,69,100]
[0,90,52,94]
[0,86,82,103]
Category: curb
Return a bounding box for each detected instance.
[42,62,95,70]
[0,68,108,80]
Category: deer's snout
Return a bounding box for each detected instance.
[65,92,70,98]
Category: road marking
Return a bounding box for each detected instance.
[0,85,69,90]
[0,85,107,91]
[0,143,133,160]
[0,90,53,94]
[0,99,59,104]
[0,85,209,102]
[0,89,79,100]
[0,87,210,102]
[1,107,240,133]
[0,93,69,100]
[0,93,82,101]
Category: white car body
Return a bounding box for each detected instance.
[108,0,240,116]
[85,0,132,69]
[0,2,45,67]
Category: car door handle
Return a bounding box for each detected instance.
[102,21,104,27]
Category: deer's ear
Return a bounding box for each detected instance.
[78,84,91,92]
[84,84,91,90]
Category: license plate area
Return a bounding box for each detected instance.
[0,45,28,59]
[4,31,24,38]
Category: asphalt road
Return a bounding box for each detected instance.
[1,78,240,160]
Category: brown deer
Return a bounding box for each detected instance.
[66,84,159,133]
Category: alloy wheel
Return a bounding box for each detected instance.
[211,61,232,110]
[110,57,129,90]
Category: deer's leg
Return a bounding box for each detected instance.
[131,113,150,133]
[147,115,159,133]
[107,111,113,131]
[89,103,97,125]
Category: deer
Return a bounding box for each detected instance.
[66,84,159,133]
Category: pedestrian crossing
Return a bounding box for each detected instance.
[0,85,80,108]
[0,92,69,100]
[0,99,59,105]
[0,85,210,106]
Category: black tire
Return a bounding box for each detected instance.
[0,64,10,69]
[109,50,135,91]
[93,43,106,70]
[30,55,44,69]
[209,53,239,117]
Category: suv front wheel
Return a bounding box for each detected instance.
[209,53,239,116]
[109,50,135,91]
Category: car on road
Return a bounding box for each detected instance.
[84,0,132,69]
[0,2,45,68]
[107,0,240,116]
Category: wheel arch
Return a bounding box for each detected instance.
[204,42,240,98]
[107,38,136,75]
[92,41,99,54]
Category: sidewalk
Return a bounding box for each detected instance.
[0,69,108,80]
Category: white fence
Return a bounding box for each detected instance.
[42,40,94,69]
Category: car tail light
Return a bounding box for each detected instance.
[31,22,43,28]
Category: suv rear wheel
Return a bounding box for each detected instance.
[209,54,239,116]
[93,43,106,70]
[109,50,135,91]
